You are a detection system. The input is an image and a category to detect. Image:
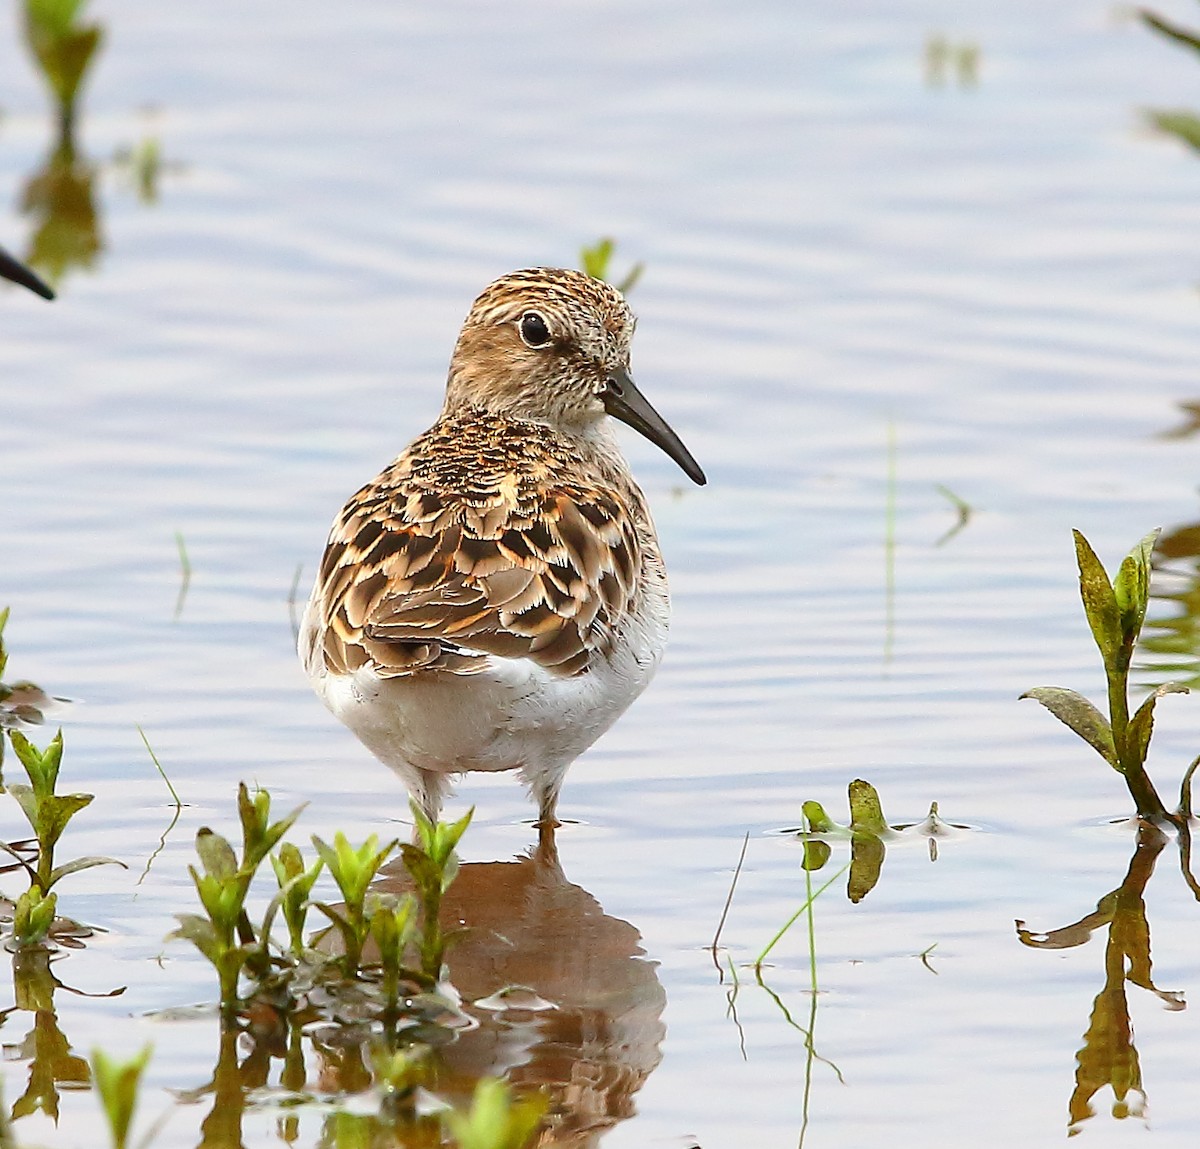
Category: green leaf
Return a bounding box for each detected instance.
[314,832,390,909]
[237,784,304,870]
[580,238,614,281]
[801,800,838,834]
[7,782,41,833]
[1112,529,1159,638]
[1141,10,1200,56]
[12,887,57,947]
[443,1077,548,1149]
[1147,108,1200,151]
[90,1044,152,1149]
[47,854,125,887]
[195,828,237,881]
[8,728,63,796]
[33,792,93,850]
[368,892,417,967]
[1021,686,1119,769]
[1073,530,1122,664]
[438,806,474,861]
[847,779,888,836]
[271,842,305,885]
[1127,683,1189,774]
[615,263,644,295]
[169,912,218,954]
[399,842,441,895]
[271,843,324,953]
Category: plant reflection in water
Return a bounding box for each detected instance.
[1017,819,1199,1135]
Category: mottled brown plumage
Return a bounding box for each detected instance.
[311,408,646,680]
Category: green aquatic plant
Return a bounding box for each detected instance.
[579,237,643,295]
[312,831,398,974]
[0,730,123,949]
[794,779,951,903]
[367,891,418,1017]
[1022,530,1186,824]
[934,483,973,546]
[174,784,474,1033]
[402,801,472,979]
[22,0,104,133]
[923,35,980,88]
[171,783,304,1017]
[269,841,324,956]
[1140,8,1200,153]
[5,730,119,898]
[442,1077,548,1149]
[0,616,120,948]
[90,1045,152,1149]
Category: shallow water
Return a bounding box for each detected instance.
[4,0,1200,1145]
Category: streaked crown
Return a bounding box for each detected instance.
[445,268,635,428]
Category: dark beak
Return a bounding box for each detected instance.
[603,366,706,486]
[0,246,55,301]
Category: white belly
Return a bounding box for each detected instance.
[299,576,669,805]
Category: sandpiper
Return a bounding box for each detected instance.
[0,246,54,300]
[299,267,705,826]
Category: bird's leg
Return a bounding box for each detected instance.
[534,778,562,832]
[409,768,447,826]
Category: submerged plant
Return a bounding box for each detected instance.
[1022,530,1188,824]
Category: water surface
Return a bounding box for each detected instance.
[3,1,1200,1145]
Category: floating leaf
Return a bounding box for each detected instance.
[1020,687,1118,770]
[847,778,888,836]
[801,800,838,834]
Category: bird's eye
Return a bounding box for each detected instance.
[518,311,552,348]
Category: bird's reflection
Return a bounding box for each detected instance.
[369,833,666,1147]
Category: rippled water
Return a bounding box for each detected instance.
[5,0,1200,1145]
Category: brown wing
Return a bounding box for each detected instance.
[314,468,643,681]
